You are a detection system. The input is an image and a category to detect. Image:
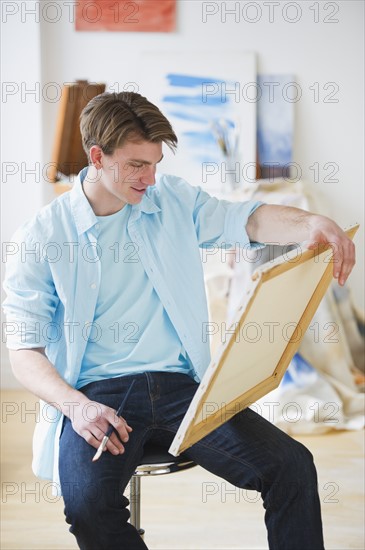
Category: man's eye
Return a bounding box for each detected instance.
[130,163,143,169]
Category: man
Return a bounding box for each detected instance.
[3,92,355,550]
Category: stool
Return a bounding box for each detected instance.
[129,443,196,538]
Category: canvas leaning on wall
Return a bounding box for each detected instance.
[137,51,257,193]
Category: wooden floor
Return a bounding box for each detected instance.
[1,389,364,550]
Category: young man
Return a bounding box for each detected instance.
[3,92,355,550]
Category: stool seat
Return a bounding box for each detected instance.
[134,443,195,476]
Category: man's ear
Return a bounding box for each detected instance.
[89,145,103,169]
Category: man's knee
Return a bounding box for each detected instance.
[286,439,317,479]
[267,436,315,474]
[264,439,318,507]
[63,481,130,528]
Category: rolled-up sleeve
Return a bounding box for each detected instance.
[2,229,59,350]
[192,186,265,249]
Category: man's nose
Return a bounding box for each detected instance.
[141,166,156,186]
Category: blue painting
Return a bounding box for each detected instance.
[257,74,294,179]
[138,52,257,192]
[161,73,240,168]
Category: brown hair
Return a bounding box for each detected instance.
[80,91,178,162]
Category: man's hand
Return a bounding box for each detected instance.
[71,399,133,456]
[247,205,356,286]
[305,216,356,286]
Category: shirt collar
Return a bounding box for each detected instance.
[70,168,161,234]
[70,168,99,235]
[133,193,161,216]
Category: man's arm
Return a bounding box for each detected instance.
[246,204,356,286]
[9,348,132,456]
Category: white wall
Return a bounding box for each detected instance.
[1,0,364,387]
[1,2,43,387]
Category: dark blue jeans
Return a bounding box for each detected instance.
[59,372,324,550]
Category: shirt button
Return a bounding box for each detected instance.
[90,283,97,289]
[95,224,100,230]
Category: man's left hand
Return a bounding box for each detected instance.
[305,216,356,286]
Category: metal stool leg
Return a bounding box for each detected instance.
[129,445,196,541]
[130,475,145,538]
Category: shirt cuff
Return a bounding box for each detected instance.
[225,201,266,249]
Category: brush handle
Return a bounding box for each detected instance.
[92,379,136,462]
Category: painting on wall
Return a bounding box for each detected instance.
[137,52,257,193]
[75,0,176,33]
[257,74,294,180]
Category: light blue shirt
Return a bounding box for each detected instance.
[78,204,193,389]
[2,169,264,484]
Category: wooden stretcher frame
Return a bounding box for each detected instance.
[169,225,359,456]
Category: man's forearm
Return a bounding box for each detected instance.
[9,348,133,454]
[246,204,356,286]
[246,204,317,245]
[9,348,89,417]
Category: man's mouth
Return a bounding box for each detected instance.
[131,187,146,194]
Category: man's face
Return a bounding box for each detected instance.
[98,140,163,206]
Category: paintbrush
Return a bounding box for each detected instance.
[92,379,135,462]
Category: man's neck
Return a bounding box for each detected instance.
[82,166,127,216]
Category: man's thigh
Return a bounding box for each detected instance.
[153,404,313,495]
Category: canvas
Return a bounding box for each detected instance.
[257,74,294,180]
[75,0,176,33]
[169,225,359,456]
